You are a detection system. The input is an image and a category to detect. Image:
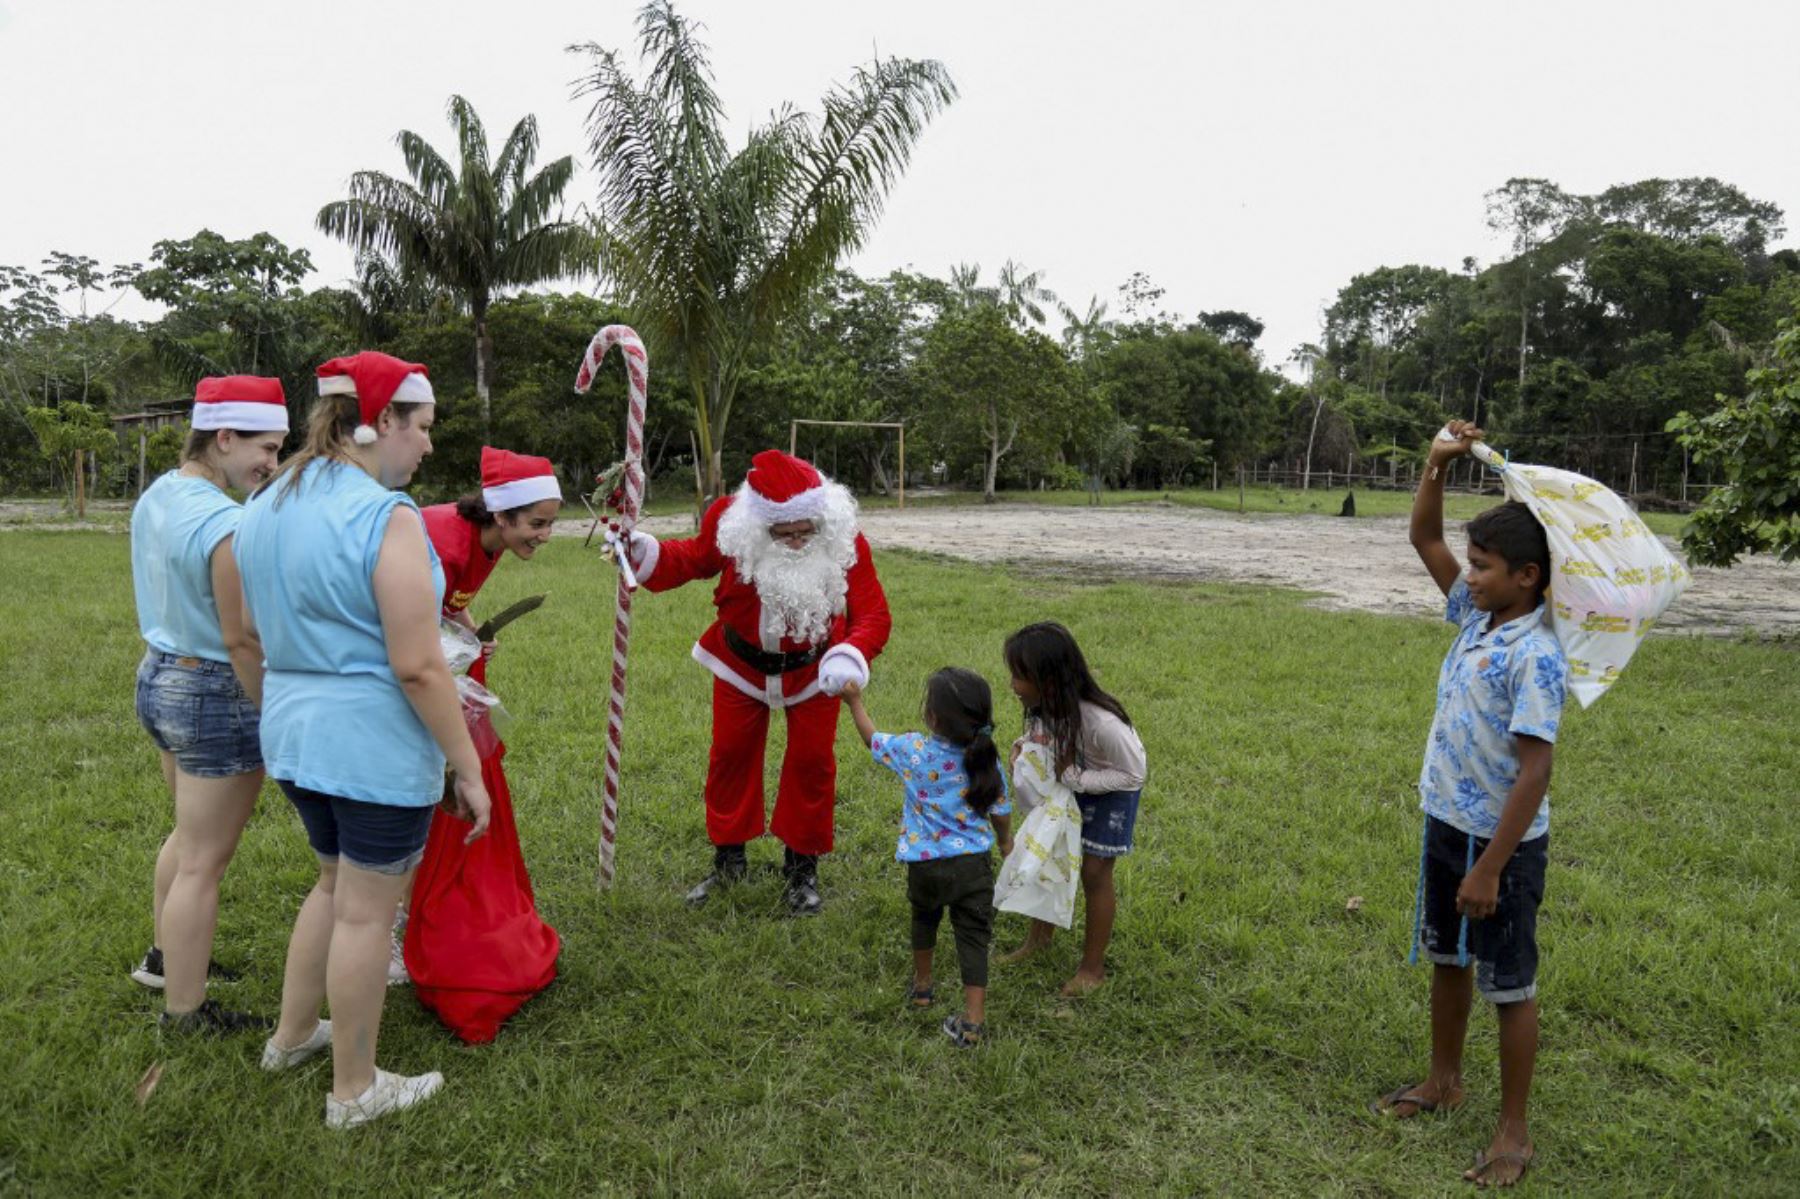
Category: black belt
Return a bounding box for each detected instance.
[723,627,824,675]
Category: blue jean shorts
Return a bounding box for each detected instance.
[1417,815,1548,1005]
[279,780,434,875]
[1075,789,1141,858]
[135,650,263,778]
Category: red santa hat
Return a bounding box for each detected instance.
[738,449,834,524]
[480,445,562,511]
[315,351,434,445]
[191,375,289,433]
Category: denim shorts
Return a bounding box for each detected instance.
[1075,789,1141,858]
[135,650,263,778]
[1418,815,1548,1004]
[278,780,434,875]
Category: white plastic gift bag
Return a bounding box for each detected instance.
[993,741,1083,928]
[1449,430,1691,708]
[440,620,510,755]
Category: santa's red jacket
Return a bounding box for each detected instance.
[638,495,892,708]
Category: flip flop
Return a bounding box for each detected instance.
[1370,1083,1460,1117]
[1464,1147,1534,1188]
[907,984,934,1009]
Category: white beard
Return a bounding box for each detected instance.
[744,541,848,645]
[716,481,860,646]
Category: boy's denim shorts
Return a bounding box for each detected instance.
[1075,789,1141,858]
[134,650,263,778]
[278,780,433,876]
[1419,814,1548,1004]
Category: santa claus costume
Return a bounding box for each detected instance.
[627,450,892,914]
[403,447,562,1042]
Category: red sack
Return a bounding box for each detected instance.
[405,658,560,1043]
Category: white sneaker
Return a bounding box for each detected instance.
[324,1068,444,1131]
[387,927,410,987]
[260,1019,332,1071]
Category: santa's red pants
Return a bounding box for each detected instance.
[706,677,841,854]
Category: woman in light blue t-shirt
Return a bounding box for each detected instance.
[237,351,490,1132]
[129,375,288,1036]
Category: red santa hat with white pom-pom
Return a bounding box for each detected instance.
[480,446,562,511]
[315,351,434,445]
[738,449,835,524]
[191,375,289,432]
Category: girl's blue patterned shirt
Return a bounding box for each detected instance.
[1418,578,1568,840]
[872,730,1011,863]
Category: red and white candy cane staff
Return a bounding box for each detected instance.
[573,324,647,888]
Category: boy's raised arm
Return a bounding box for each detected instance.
[1411,420,1485,598]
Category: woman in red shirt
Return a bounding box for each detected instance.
[399,446,562,1042]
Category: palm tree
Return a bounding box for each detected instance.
[947,260,1058,329]
[318,96,594,430]
[995,259,1057,328]
[573,0,956,497]
[1058,294,1112,358]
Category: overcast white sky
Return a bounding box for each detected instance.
[4,0,1797,372]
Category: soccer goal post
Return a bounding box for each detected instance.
[787,419,906,509]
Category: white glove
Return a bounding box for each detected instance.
[608,528,658,582]
[816,645,869,696]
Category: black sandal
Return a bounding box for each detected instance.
[941,1013,984,1048]
[907,983,935,1009]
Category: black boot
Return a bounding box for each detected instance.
[685,844,748,907]
[781,847,823,917]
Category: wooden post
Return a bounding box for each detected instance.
[1682,445,1689,505]
[687,430,705,531]
[789,420,798,456]
[74,448,85,519]
[1628,437,1640,497]
[1238,464,1245,513]
[1211,460,1218,491]
[897,424,906,510]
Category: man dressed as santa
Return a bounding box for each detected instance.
[622,450,891,914]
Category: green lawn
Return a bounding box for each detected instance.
[1,532,1791,1195]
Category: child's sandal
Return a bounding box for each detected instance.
[941,1013,984,1048]
[907,984,934,1009]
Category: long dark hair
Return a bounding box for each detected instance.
[922,667,1004,815]
[1003,621,1131,777]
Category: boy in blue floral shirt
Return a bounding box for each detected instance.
[1373,421,1568,1189]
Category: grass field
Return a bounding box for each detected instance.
[1,531,1792,1195]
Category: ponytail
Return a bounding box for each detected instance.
[454,492,496,527]
[923,667,1004,815]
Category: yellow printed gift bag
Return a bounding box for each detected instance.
[1455,432,1690,708]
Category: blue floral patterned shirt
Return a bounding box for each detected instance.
[1418,579,1568,840]
[872,731,1012,863]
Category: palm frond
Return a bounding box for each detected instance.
[495,114,541,185]
[396,131,458,209]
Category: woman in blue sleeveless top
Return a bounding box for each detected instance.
[235,351,490,1131]
[130,375,288,1035]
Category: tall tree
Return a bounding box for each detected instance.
[134,230,336,401]
[318,95,593,431]
[1485,178,1585,396]
[574,0,956,497]
[918,305,1080,500]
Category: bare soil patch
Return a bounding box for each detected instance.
[589,502,1799,638]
